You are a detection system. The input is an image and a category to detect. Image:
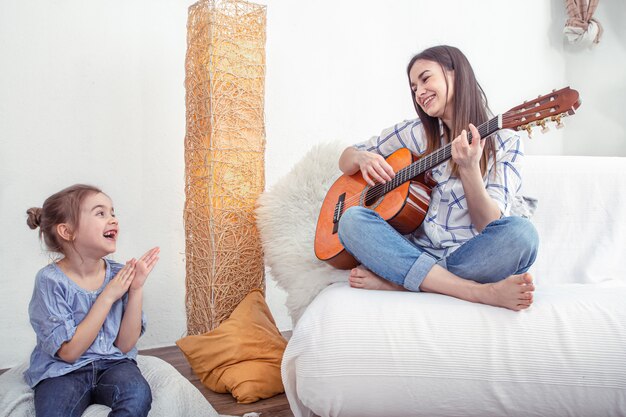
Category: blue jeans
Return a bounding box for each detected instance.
[337,206,538,291]
[34,358,151,417]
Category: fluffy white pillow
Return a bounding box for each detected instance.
[256,141,349,325]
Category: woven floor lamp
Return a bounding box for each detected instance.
[184,0,267,335]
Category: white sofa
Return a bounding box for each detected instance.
[256,142,626,417]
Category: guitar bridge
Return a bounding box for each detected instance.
[332,193,346,234]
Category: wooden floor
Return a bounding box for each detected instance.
[139,344,294,417]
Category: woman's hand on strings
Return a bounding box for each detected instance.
[451,123,484,172]
[357,151,395,186]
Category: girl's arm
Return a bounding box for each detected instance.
[114,247,159,353]
[57,262,136,363]
[114,288,143,353]
[452,124,501,232]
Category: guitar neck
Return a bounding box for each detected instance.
[382,115,502,192]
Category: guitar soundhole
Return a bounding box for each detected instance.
[361,186,383,209]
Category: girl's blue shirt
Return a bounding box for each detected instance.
[24,258,147,387]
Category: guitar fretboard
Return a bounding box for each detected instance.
[374,115,502,197]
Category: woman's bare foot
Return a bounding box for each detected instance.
[349,265,405,291]
[473,273,535,311]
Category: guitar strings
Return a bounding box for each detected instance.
[337,139,452,209]
[337,143,452,211]
[337,116,500,213]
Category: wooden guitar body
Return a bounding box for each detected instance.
[314,148,432,269]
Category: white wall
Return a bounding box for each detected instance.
[1,0,624,368]
[0,0,190,368]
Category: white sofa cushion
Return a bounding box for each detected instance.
[523,155,626,285]
[282,282,626,417]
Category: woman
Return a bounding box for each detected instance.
[337,45,538,311]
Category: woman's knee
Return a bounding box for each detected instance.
[500,216,539,262]
[337,206,371,244]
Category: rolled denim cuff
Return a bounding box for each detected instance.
[436,256,447,270]
[403,253,437,292]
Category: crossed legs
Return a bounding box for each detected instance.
[339,207,539,311]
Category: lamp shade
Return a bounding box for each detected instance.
[184,0,267,334]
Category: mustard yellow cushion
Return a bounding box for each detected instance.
[176,289,287,403]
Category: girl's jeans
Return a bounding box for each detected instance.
[34,358,151,417]
[338,206,539,291]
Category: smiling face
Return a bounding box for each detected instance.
[409,59,455,128]
[72,192,119,258]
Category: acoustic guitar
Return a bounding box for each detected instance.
[314,87,581,269]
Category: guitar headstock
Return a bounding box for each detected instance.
[502,87,581,137]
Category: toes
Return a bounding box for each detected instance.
[512,274,526,284]
[522,273,533,285]
[351,267,369,279]
[349,276,364,288]
[518,292,533,306]
[513,274,535,293]
[519,292,533,301]
[512,273,533,285]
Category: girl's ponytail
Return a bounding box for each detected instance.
[26,207,42,230]
[28,184,102,254]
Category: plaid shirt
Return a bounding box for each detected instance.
[353,118,524,259]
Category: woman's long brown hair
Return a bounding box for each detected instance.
[407,45,496,177]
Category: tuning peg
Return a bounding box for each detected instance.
[525,125,533,138]
[552,115,565,129]
[539,120,550,134]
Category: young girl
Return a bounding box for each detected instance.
[25,184,160,417]
[337,45,538,311]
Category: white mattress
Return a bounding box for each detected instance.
[282,282,626,417]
